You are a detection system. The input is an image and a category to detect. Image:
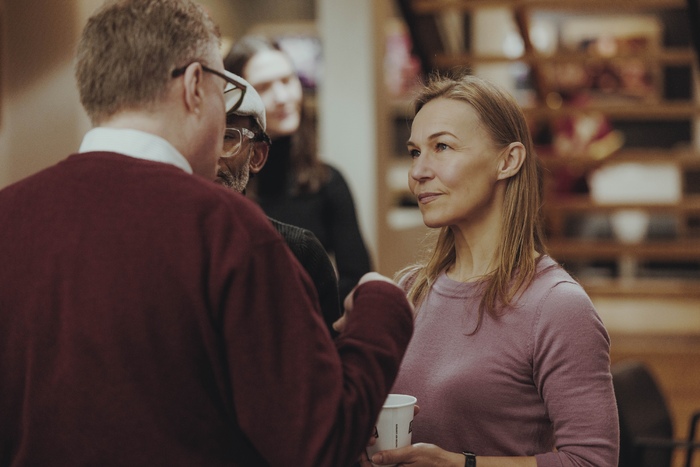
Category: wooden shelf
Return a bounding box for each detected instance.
[396,0,700,292]
[580,277,700,297]
[523,102,700,120]
[386,98,700,121]
[410,0,687,14]
[547,239,700,260]
[539,149,700,170]
[543,195,700,214]
[433,48,696,69]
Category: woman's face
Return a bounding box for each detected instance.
[243,50,303,138]
[407,97,502,230]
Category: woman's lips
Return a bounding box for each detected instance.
[417,192,441,204]
[271,106,298,120]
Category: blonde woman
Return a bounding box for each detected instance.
[370,74,619,467]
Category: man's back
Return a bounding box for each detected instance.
[0,152,412,465]
[0,153,267,464]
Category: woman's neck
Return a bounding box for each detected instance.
[447,235,499,283]
[447,204,503,283]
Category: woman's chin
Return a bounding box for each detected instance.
[420,215,445,229]
[269,117,301,137]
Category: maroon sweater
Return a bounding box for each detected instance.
[0,153,413,466]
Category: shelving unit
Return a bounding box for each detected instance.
[392,0,700,294]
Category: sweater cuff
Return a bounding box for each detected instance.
[348,281,413,344]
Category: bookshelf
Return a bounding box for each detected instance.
[391,0,700,294]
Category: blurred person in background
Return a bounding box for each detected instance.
[224,36,372,300]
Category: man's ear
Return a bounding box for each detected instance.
[497,142,526,181]
[249,143,269,174]
[182,63,205,115]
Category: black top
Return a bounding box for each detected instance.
[269,217,341,337]
[258,137,372,299]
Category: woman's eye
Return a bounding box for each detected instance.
[408,149,420,158]
[256,82,272,94]
[435,142,448,151]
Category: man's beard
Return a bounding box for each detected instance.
[215,151,252,194]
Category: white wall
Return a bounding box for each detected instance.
[317,0,389,264]
[0,0,99,189]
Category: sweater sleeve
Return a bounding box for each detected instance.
[217,210,413,467]
[531,281,619,467]
[323,166,372,300]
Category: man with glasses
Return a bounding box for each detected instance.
[0,1,413,466]
[215,75,341,335]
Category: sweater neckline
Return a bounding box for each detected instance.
[432,255,555,299]
[432,272,483,298]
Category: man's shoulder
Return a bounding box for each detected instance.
[268,217,321,253]
[267,217,331,266]
[269,218,312,241]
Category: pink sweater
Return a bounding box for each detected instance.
[392,256,619,466]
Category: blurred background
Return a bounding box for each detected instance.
[1,1,699,464]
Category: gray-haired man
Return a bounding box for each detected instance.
[0,0,412,465]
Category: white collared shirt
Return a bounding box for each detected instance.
[79,127,193,174]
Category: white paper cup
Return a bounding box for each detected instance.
[366,394,417,466]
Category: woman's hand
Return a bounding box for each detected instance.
[357,405,421,467]
[368,443,465,466]
[368,446,538,467]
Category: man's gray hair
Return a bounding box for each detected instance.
[75,0,220,125]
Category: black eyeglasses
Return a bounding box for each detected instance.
[171,62,247,112]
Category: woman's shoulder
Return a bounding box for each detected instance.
[528,260,610,360]
[395,265,421,293]
[322,163,346,184]
[319,163,356,198]
[533,256,582,289]
[526,256,593,311]
[525,257,603,332]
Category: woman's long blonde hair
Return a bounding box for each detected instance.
[397,72,547,331]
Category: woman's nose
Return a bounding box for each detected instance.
[410,154,433,181]
[270,81,289,103]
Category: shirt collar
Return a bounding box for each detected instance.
[78,127,193,174]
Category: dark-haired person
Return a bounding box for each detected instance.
[224,35,372,300]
